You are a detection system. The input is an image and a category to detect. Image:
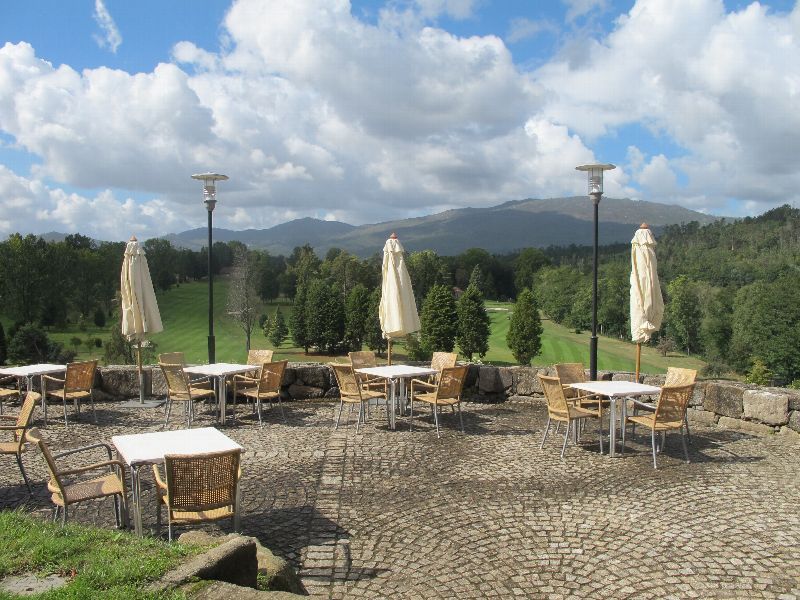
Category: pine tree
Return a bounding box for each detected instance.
[456,283,490,360]
[344,284,371,351]
[305,281,345,354]
[507,288,542,365]
[0,321,6,366]
[364,287,387,355]
[290,283,310,353]
[419,284,457,353]
[269,307,288,348]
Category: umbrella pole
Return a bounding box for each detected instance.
[387,338,392,365]
[137,340,145,404]
[635,343,641,382]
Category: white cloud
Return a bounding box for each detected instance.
[506,18,558,44]
[562,0,608,22]
[92,0,122,54]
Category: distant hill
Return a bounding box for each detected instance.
[164,197,720,256]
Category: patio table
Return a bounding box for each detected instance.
[355,365,437,430]
[184,363,252,426]
[569,380,661,457]
[112,427,243,536]
[0,363,66,425]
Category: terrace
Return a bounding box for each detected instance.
[1,393,798,598]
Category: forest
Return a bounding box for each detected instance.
[1,204,799,383]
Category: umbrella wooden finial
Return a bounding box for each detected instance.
[390,232,398,239]
[639,223,649,229]
[130,235,138,241]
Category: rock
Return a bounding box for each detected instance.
[779,424,800,439]
[296,365,329,389]
[151,368,168,396]
[100,366,150,398]
[512,367,543,396]
[788,410,800,433]
[253,539,306,595]
[478,366,504,394]
[785,390,800,411]
[742,390,789,426]
[287,384,324,400]
[686,408,717,426]
[612,372,638,382]
[704,383,745,418]
[642,374,665,387]
[188,581,304,599]
[718,416,775,436]
[324,386,340,398]
[689,381,707,407]
[464,364,480,390]
[498,367,514,392]
[281,367,298,387]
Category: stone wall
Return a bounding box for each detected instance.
[94,364,800,437]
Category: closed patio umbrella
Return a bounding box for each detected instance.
[120,236,164,405]
[630,224,664,381]
[379,233,420,364]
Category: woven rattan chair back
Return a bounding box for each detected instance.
[654,384,694,426]
[164,449,240,513]
[160,363,191,397]
[435,366,468,401]
[158,352,186,366]
[65,361,96,393]
[431,352,457,373]
[247,349,274,366]
[539,374,571,416]
[348,351,377,369]
[256,360,287,394]
[555,363,587,400]
[331,363,361,399]
[11,391,38,448]
[664,367,697,387]
[32,434,67,503]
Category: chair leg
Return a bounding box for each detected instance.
[684,412,692,442]
[651,428,658,469]
[598,416,604,455]
[540,416,551,449]
[62,505,68,525]
[355,402,363,433]
[156,500,162,536]
[16,454,31,493]
[433,403,441,438]
[256,398,264,428]
[560,420,571,459]
[409,396,415,431]
[334,400,344,429]
[164,399,172,428]
[680,425,690,463]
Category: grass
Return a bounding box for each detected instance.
[3,279,706,375]
[0,511,203,599]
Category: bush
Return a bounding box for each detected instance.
[404,333,430,362]
[93,307,106,328]
[94,338,103,348]
[7,323,75,364]
[506,289,542,365]
[745,358,773,386]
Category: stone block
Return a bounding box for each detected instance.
[689,381,707,407]
[478,366,504,394]
[100,366,149,398]
[742,390,789,426]
[513,367,543,396]
[642,374,665,387]
[296,365,329,389]
[704,383,744,418]
[151,368,167,396]
[498,367,514,391]
[282,367,297,387]
[785,390,800,411]
[779,424,800,439]
[788,410,800,433]
[717,416,775,436]
[324,386,339,399]
[686,408,717,426]
[464,364,480,390]
[612,372,638,382]
[287,384,324,400]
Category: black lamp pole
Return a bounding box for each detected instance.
[576,163,615,381]
[191,172,228,364]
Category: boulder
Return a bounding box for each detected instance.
[151,368,168,396]
[788,410,800,433]
[478,366,504,394]
[512,367,542,396]
[281,367,298,387]
[324,386,340,399]
[287,384,324,400]
[189,581,303,599]
[296,365,329,389]
[100,366,149,398]
[704,383,744,418]
[497,367,514,392]
[252,539,305,595]
[742,390,789,426]
[686,408,717,426]
[718,416,775,436]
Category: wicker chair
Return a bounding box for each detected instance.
[409,352,458,392]
[554,363,609,410]
[0,391,39,492]
[622,383,695,468]
[0,374,20,414]
[43,360,97,426]
[160,363,217,428]
[152,449,241,541]
[539,374,604,458]
[30,431,128,527]
[330,363,385,433]
[348,351,387,394]
[630,367,697,439]
[409,365,468,438]
[158,352,187,365]
[247,349,274,365]
[232,360,287,426]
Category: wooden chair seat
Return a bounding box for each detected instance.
[410,390,459,407]
[232,361,288,427]
[43,360,97,426]
[154,489,236,523]
[409,366,468,438]
[626,413,683,431]
[50,470,126,505]
[539,374,605,458]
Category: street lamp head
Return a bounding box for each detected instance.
[576,163,615,195]
[191,172,228,212]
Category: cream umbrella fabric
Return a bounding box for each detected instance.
[120,236,163,403]
[630,225,664,378]
[379,234,420,363]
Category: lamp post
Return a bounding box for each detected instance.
[191,172,228,364]
[575,163,615,380]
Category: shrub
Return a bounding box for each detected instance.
[93,307,106,328]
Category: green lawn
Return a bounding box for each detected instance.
[3,280,706,375]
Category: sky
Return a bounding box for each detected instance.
[0,0,798,241]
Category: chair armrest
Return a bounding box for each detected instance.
[152,464,167,490]
[55,459,126,478]
[630,398,656,409]
[42,375,65,384]
[410,378,436,390]
[54,442,113,461]
[232,374,259,383]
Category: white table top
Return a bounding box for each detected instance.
[569,380,661,397]
[0,364,66,377]
[356,365,438,378]
[184,363,253,377]
[112,427,242,466]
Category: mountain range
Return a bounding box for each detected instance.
[163,196,720,257]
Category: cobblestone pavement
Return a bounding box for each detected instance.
[1,396,799,599]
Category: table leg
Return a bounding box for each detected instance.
[131,465,143,536]
[219,375,227,425]
[609,397,617,457]
[388,379,396,431]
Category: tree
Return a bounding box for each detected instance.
[269,307,288,348]
[699,286,732,361]
[290,283,310,353]
[597,262,629,338]
[93,307,107,328]
[566,283,592,332]
[507,289,542,365]
[305,280,345,353]
[456,283,490,360]
[665,275,702,354]
[0,322,6,366]
[535,266,585,325]
[514,248,549,296]
[419,284,457,354]
[143,238,178,292]
[407,250,448,306]
[344,284,371,351]
[656,336,677,357]
[364,287,387,355]
[226,247,262,352]
[7,323,74,365]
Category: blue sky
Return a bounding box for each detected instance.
[0,0,798,240]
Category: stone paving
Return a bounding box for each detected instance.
[1,395,799,599]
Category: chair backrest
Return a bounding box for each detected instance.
[431,352,457,373]
[435,366,468,401]
[65,360,96,393]
[348,351,377,370]
[654,384,695,425]
[160,363,191,396]
[256,360,287,394]
[29,432,67,501]
[158,352,186,366]
[8,392,38,452]
[331,363,361,399]
[163,449,241,513]
[247,349,274,366]
[539,374,571,416]
[664,367,697,387]
[554,363,587,400]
